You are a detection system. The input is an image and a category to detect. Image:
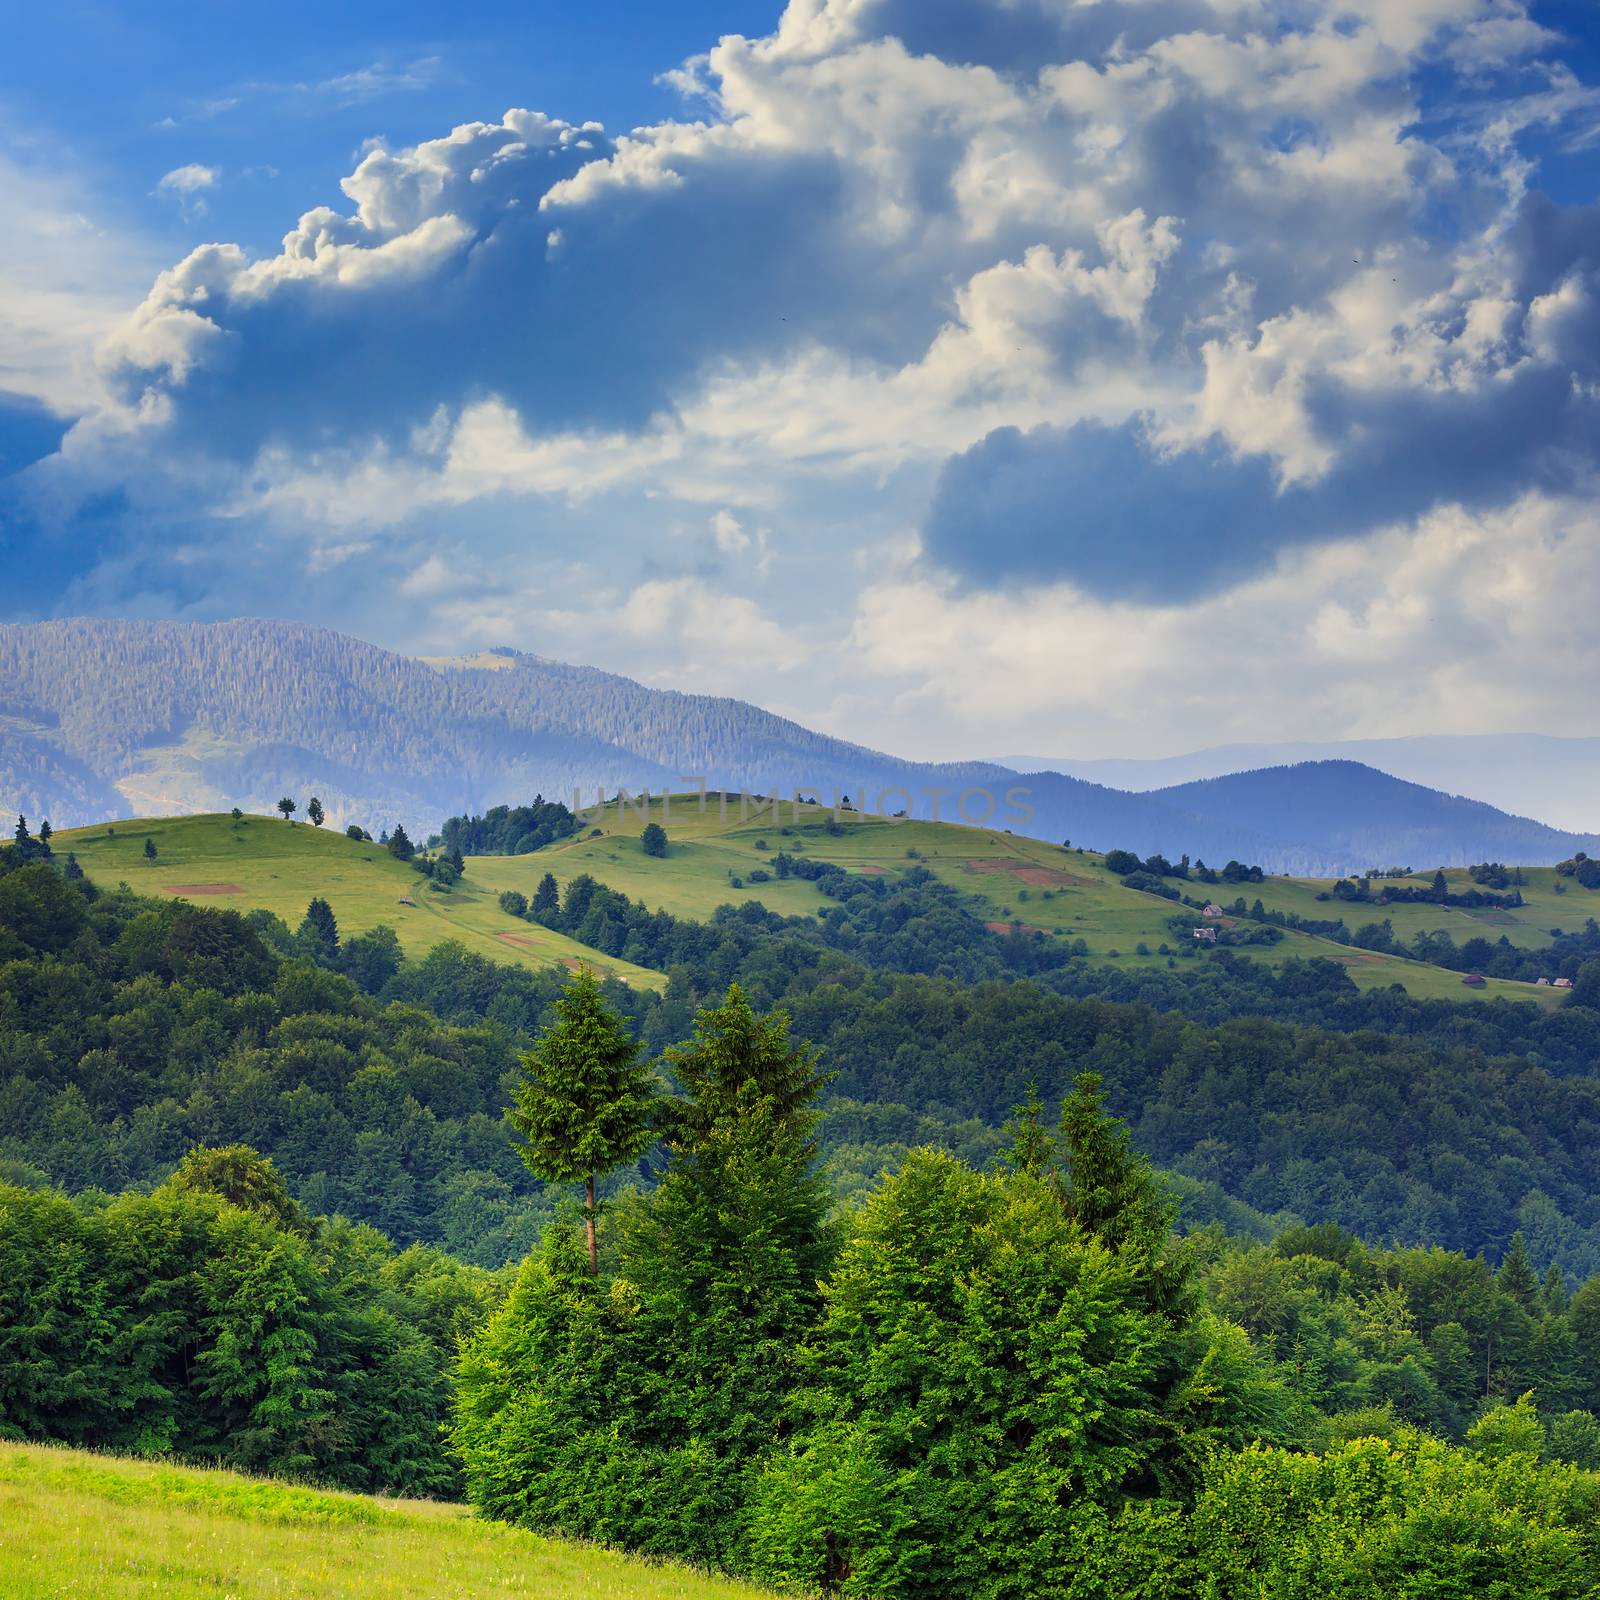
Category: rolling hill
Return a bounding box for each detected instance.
[57,802,1573,1007]
[6,617,1600,875]
[57,812,662,990]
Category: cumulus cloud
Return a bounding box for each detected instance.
[854,492,1600,755]
[10,0,1600,753]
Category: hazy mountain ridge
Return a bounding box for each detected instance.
[997,734,1600,834]
[3,618,1598,875]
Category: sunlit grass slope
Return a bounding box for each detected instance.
[53,801,1568,1006]
[470,794,1563,1006]
[55,812,663,990]
[0,1442,775,1600]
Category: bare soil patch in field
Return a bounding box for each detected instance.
[856,865,889,875]
[964,858,1093,887]
[163,883,244,895]
[986,920,1052,936]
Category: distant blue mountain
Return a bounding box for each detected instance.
[2,618,1596,875]
[994,733,1600,835]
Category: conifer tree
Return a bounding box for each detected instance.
[1003,1080,1055,1178]
[306,796,325,827]
[532,871,560,918]
[508,969,655,1273]
[1497,1232,1539,1311]
[143,837,158,861]
[296,897,340,964]
[1059,1070,1190,1315]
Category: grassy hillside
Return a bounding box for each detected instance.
[55,813,663,990]
[0,1442,774,1600]
[472,795,1562,1005]
[1252,865,1599,952]
[55,802,1571,1006]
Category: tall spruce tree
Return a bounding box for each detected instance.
[1497,1232,1539,1312]
[507,968,655,1273]
[532,871,560,919]
[296,897,340,964]
[1059,1070,1191,1316]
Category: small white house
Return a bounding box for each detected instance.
[1193,926,1218,943]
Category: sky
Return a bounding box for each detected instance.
[3,0,1600,762]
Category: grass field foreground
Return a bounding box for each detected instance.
[0,1442,778,1600]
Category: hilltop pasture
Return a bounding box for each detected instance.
[50,800,1575,1006]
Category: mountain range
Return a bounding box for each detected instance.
[2,617,1597,877]
[996,734,1600,835]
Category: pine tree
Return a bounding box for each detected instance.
[532,871,560,918]
[1497,1232,1539,1312]
[36,820,51,851]
[1431,869,1448,902]
[1003,1081,1055,1178]
[508,969,655,1273]
[13,815,28,845]
[296,897,340,964]
[387,824,414,861]
[661,983,831,1150]
[1542,1263,1569,1317]
[1059,1071,1189,1315]
[143,837,158,861]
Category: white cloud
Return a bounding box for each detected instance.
[15,0,1600,758]
[156,163,218,195]
[0,148,154,413]
[846,492,1600,756]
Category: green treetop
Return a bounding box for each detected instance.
[507,968,656,1273]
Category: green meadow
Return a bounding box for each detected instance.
[0,1442,776,1600]
[55,801,1571,1005]
[55,812,663,990]
[474,795,1561,1005]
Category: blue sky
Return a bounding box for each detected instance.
[1,2,779,255]
[3,0,1600,760]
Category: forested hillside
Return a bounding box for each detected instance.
[6,831,1600,1271]
[5,839,1600,1594]
[4,618,1598,872]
